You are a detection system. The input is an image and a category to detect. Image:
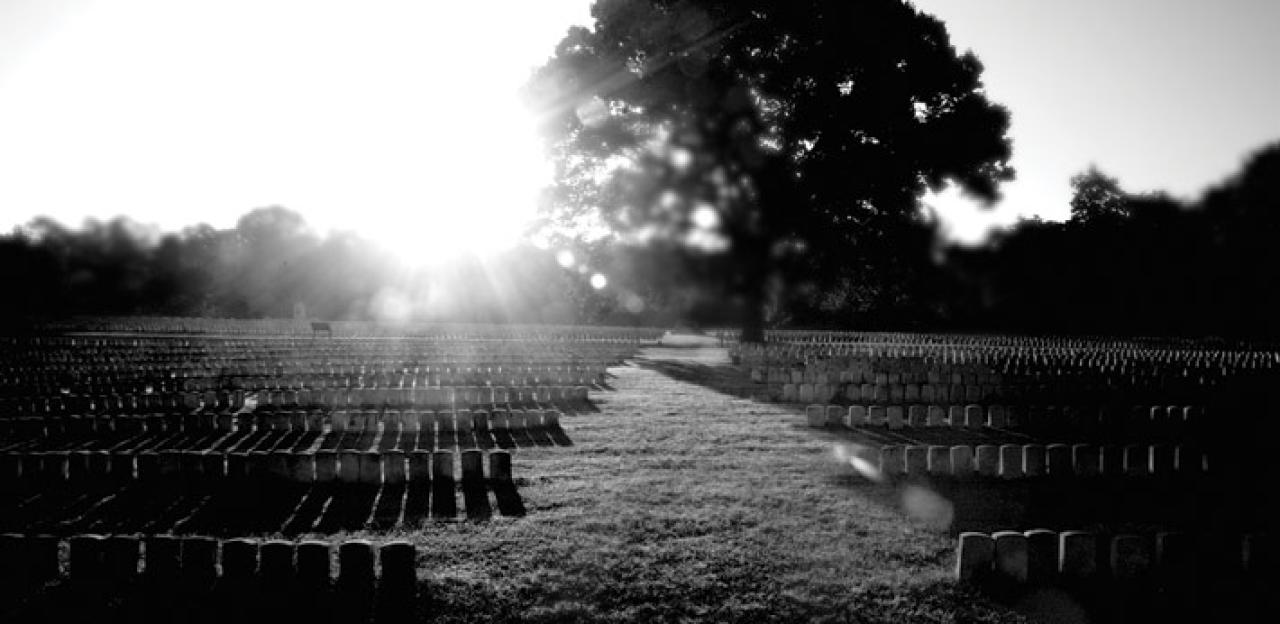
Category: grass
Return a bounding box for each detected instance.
[391,346,1021,622]
[7,343,1267,621]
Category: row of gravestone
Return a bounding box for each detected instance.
[750,360,1233,385]
[778,380,1216,405]
[29,315,664,338]
[1,448,512,486]
[854,442,1206,479]
[0,408,562,438]
[0,385,592,415]
[805,403,1203,432]
[0,365,604,393]
[0,534,414,598]
[732,335,1275,361]
[734,347,1271,393]
[2,346,633,375]
[252,385,592,408]
[954,529,1271,586]
[781,382,995,404]
[753,367,1002,386]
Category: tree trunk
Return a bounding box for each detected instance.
[737,155,789,345]
[738,260,770,344]
[739,298,766,343]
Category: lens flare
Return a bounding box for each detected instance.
[691,204,719,229]
[835,443,885,482]
[556,250,575,268]
[900,485,954,530]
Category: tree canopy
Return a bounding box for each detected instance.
[527,0,1013,339]
[1068,166,1129,225]
[949,141,1280,338]
[0,207,623,326]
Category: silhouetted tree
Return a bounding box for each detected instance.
[952,140,1280,338]
[1068,166,1128,225]
[527,0,1013,341]
[0,207,674,326]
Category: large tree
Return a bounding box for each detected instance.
[527,0,1013,340]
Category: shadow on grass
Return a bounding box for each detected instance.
[0,477,524,536]
[633,358,770,401]
[834,469,1275,539]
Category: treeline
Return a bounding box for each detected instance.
[0,207,625,326]
[4,142,1278,338]
[948,141,1280,339]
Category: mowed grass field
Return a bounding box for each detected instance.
[390,346,1016,623]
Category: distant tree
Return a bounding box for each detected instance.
[527,0,1013,340]
[223,206,320,317]
[1068,166,1128,224]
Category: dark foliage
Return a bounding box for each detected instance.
[951,141,1280,339]
[526,0,1013,340]
[0,207,627,326]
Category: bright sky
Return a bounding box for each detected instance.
[0,0,591,263]
[915,0,1280,242]
[1,0,1277,253]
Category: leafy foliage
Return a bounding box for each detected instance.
[527,0,1014,337]
[0,207,624,325]
[953,141,1280,338]
[1068,166,1129,224]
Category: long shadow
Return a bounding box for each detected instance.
[0,475,524,534]
[376,428,400,452]
[414,428,436,452]
[52,484,122,533]
[437,430,459,453]
[633,357,760,400]
[209,428,255,452]
[506,426,535,449]
[492,481,526,517]
[431,477,457,519]
[455,429,478,450]
[179,430,229,451]
[2,487,82,533]
[565,400,601,413]
[472,428,496,450]
[523,425,554,447]
[224,428,272,452]
[289,430,321,452]
[317,429,343,451]
[461,479,492,521]
[278,484,331,536]
[837,468,1274,539]
[545,423,574,447]
[313,484,379,533]
[489,428,515,450]
[369,483,406,530]
[403,482,431,526]
[268,430,305,451]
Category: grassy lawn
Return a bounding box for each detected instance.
[8,344,1264,621]
[396,347,1020,622]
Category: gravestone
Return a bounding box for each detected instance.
[999,445,1023,478]
[993,531,1029,583]
[956,532,995,583]
[927,446,951,475]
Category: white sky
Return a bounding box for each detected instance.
[0,0,592,262]
[1,0,1277,250]
[914,0,1280,242]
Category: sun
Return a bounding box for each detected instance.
[0,0,590,267]
[361,102,551,266]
